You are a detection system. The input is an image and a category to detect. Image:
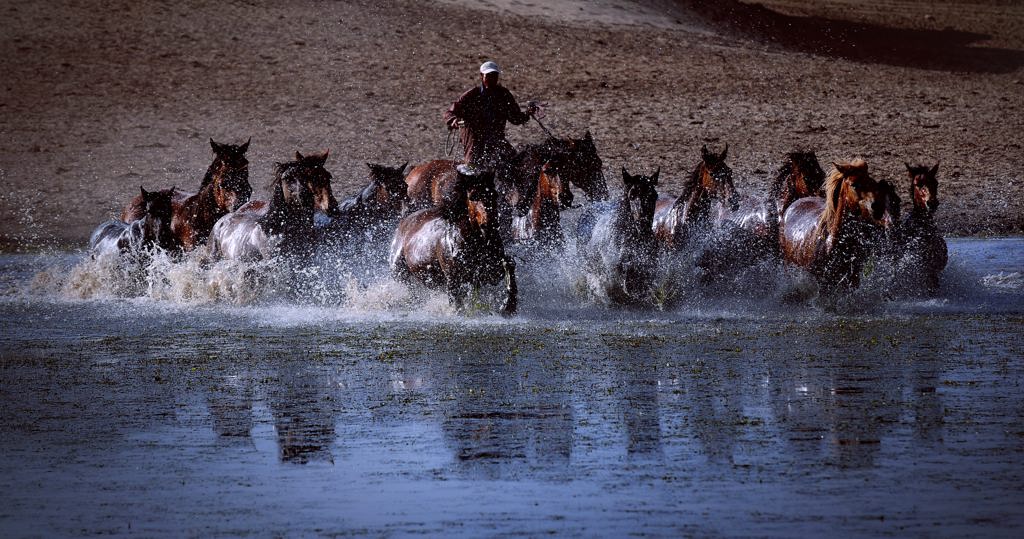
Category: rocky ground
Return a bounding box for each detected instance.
[1,0,1022,250]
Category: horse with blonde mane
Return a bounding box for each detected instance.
[780,159,893,294]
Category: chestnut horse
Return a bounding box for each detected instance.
[779,159,892,294]
[210,156,318,261]
[895,163,947,292]
[317,162,409,250]
[92,186,178,257]
[121,138,252,225]
[390,167,517,316]
[652,145,740,251]
[511,156,570,248]
[576,167,660,306]
[404,132,607,236]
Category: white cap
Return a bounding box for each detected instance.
[480,61,501,74]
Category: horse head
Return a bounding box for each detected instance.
[292,150,338,217]
[462,169,499,230]
[620,166,659,241]
[564,131,608,202]
[906,162,940,216]
[821,160,888,235]
[366,162,410,216]
[140,186,176,249]
[790,151,826,197]
[540,154,573,210]
[699,144,740,211]
[206,137,252,212]
[269,159,317,233]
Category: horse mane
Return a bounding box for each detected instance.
[200,157,220,188]
[674,162,703,207]
[817,158,868,235]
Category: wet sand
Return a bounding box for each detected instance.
[1,0,1023,251]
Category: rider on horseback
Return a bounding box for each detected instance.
[444,60,538,182]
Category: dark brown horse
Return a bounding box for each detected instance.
[895,162,947,292]
[576,166,660,306]
[168,139,254,251]
[511,156,570,248]
[91,186,178,257]
[211,156,318,261]
[779,159,892,294]
[317,162,409,249]
[404,132,607,236]
[390,167,517,316]
[652,145,740,251]
[122,138,252,224]
[235,151,338,219]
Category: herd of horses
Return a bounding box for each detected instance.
[90,135,947,314]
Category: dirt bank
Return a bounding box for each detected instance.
[1,0,1022,250]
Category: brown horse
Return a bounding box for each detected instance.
[168,140,254,251]
[390,167,517,316]
[91,186,178,257]
[511,156,569,248]
[235,151,338,219]
[121,138,252,224]
[317,162,409,250]
[211,156,318,261]
[576,166,660,306]
[895,162,947,292]
[779,159,892,294]
[404,132,607,236]
[652,145,740,251]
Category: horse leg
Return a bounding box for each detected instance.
[501,256,518,316]
[446,269,467,312]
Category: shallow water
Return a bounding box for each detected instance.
[1,239,1022,536]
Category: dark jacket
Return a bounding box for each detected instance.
[444,84,530,166]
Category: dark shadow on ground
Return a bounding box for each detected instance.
[674,0,1024,73]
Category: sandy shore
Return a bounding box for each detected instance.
[1,0,1022,250]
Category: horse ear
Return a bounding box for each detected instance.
[651,167,660,185]
[720,144,728,161]
[295,151,304,161]
[584,131,593,142]
[904,162,913,173]
[929,162,939,177]
[320,149,329,163]
[833,162,850,176]
[239,137,251,154]
[400,161,409,173]
[621,166,630,181]
[140,186,147,197]
[701,145,710,161]
[210,139,222,153]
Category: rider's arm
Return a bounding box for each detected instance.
[504,88,532,126]
[444,89,472,129]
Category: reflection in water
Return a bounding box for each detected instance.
[435,334,573,478]
[268,364,337,464]
[204,371,254,440]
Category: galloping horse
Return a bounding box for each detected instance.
[92,186,178,257]
[896,163,947,292]
[390,167,517,316]
[511,156,570,248]
[576,167,660,306]
[317,162,409,249]
[779,159,892,294]
[122,138,252,224]
[404,132,607,237]
[652,145,740,251]
[169,140,254,251]
[210,157,319,261]
[714,151,828,263]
